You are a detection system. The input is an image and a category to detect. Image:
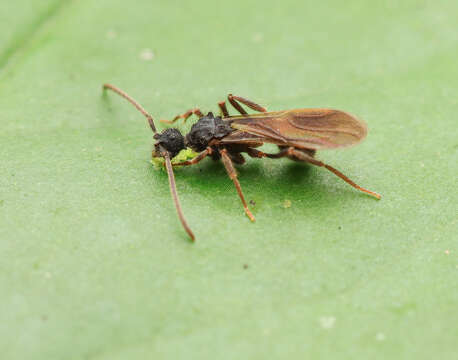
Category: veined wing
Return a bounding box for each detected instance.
[228,109,367,150]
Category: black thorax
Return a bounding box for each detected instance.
[185,112,234,152]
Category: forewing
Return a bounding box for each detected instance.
[229,109,367,150]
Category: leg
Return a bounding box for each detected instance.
[218,101,229,117]
[246,147,290,159]
[287,148,381,199]
[172,148,212,167]
[219,148,255,222]
[229,152,246,164]
[161,108,204,124]
[227,94,267,115]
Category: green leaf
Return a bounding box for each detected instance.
[1,1,457,359]
[151,148,199,169]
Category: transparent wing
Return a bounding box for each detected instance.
[229,109,367,150]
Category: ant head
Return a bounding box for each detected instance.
[153,128,185,158]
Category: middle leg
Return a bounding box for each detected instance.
[219,148,255,222]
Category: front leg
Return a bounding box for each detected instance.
[220,148,255,222]
[161,108,204,124]
[172,147,212,167]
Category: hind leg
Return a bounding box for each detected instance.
[286,148,381,199]
[247,147,380,199]
[218,95,267,117]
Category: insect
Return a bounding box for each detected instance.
[103,84,381,241]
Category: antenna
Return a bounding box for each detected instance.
[103,83,157,133]
[103,83,195,240]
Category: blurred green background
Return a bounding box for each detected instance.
[1,1,457,359]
